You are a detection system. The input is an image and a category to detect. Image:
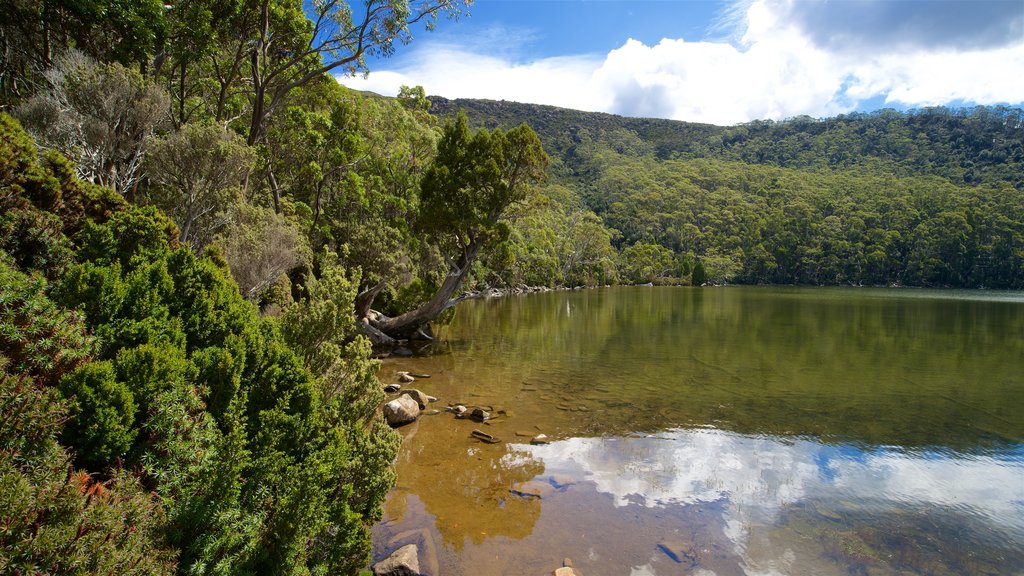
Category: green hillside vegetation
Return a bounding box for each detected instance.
[432,97,1024,288]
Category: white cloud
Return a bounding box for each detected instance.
[337,0,1024,124]
[520,428,1024,574]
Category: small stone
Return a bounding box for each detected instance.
[469,407,490,422]
[449,405,467,417]
[372,543,420,576]
[530,434,550,445]
[384,384,401,393]
[398,372,416,383]
[553,567,580,576]
[391,347,414,357]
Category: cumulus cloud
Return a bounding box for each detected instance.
[337,0,1024,124]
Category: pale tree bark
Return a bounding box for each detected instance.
[356,242,480,342]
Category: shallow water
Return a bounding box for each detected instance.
[372,287,1024,575]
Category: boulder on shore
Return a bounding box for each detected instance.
[372,543,420,576]
[384,395,420,427]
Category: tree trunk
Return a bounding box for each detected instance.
[358,242,480,341]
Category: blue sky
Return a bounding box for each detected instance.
[340,0,1024,125]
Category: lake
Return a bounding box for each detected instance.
[372,286,1024,576]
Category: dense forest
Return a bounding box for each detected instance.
[432,97,1024,288]
[0,0,1023,574]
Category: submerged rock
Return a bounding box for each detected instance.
[510,480,556,499]
[469,407,490,422]
[384,396,420,427]
[471,429,501,443]
[657,538,698,566]
[372,543,420,576]
[383,384,401,393]
[398,372,416,383]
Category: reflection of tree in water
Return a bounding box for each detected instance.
[436,287,1024,449]
[383,430,545,550]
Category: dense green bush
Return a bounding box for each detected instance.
[1,114,398,575]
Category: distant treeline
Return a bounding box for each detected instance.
[433,98,1024,288]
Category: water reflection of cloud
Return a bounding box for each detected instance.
[523,429,1024,538]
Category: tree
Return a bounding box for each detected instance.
[241,0,468,146]
[14,52,168,196]
[215,203,311,301]
[0,0,166,103]
[144,122,256,250]
[358,112,548,342]
[619,242,675,284]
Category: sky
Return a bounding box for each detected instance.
[337,0,1024,126]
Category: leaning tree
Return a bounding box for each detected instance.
[356,112,548,344]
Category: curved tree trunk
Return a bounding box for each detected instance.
[357,242,480,343]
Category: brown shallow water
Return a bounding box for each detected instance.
[371,287,1024,576]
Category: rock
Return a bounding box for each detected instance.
[549,474,577,488]
[384,396,420,427]
[469,407,490,422]
[530,434,550,445]
[398,372,416,383]
[408,373,431,378]
[471,429,501,443]
[384,384,401,393]
[372,543,420,576]
[553,568,580,576]
[448,404,467,417]
[657,538,698,566]
[391,346,414,357]
[400,389,431,409]
[510,480,556,499]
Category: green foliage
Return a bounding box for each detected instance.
[0,374,177,575]
[144,122,255,250]
[281,252,388,424]
[484,184,618,287]
[419,112,549,250]
[215,203,311,301]
[1,116,399,575]
[691,260,707,286]
[0,258,94,385]
[619,242,675,284]
[58,361,137,469]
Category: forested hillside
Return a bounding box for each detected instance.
[432,97,1024,288]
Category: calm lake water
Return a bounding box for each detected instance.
[372,287,1024,576]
